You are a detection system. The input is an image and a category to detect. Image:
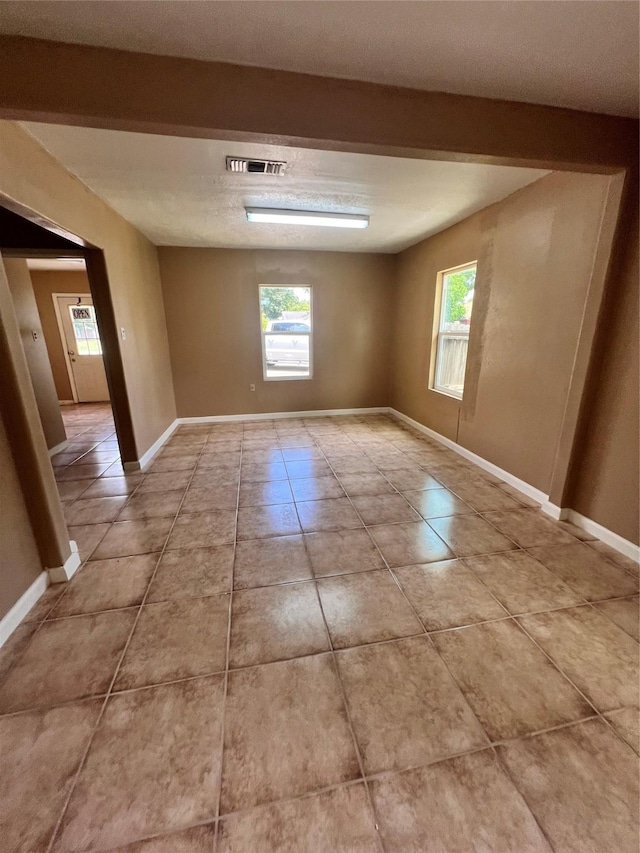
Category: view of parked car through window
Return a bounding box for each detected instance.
[259,286,312,379]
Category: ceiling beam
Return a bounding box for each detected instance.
[0,35,637,173]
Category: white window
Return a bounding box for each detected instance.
[431,263,476,400]
[259,286,312,380]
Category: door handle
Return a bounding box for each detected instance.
[68,350,75,356]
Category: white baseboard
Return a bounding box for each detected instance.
[178,406,389,425]
[389,407,549,507]
[47,540,81,583]
[137,419,180,471]
[566,510,640,563]
[48,439,69,457]
[58,400,75,405]
[0,571,49,648]
[540,501,570,521]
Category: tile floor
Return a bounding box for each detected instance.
[0,403,638,852]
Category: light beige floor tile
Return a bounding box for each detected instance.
[0,700,102,853]
[336,636,486,773]
[22,582,67,623]
[519,606,639,711]
[233,535,312,588]
[240,461,288,482]
[181,484,239,513]
[115,595,229,690]
[605,708,639,752]
[296,498,363,533]
[147,545,234,601]
[81,475,143,498]
[217,784,379,853]
[318,570,423,648]
[290,475,345,502]
[285,459,334,479]
[56,479,93,500]
[236,503,301,540]
[64,495,128,525]
[337,472,396,497]
[588,540,639,578]
[369,521,453,567]
[395,560,506,630]
[465,550,584,614]
[230,582,329,667]
[68,522,111,561]
[54,676,225,852]
[448,478,523,512]
[528,542,638,601]
[433,619,592,740]
[118,489,184,520]
[370,750,551,852]
[383,468,442,492]
[484,509,577,548]
[220,655,360,813]
[137,471,192,493]
[498,719,638,853]
[428,513,517,557]
[0,622,38,682]
[92,518,173,559]
[403,487,472,519]
[167,510,236,549]
[304,528,384,577]
[105,824,216,852]
[51,554,158,617]
[351,494,421,525]
[0,610,136,713]
[593,595,639,641]
[239,479,294,507]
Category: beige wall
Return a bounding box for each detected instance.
[571,200,639,543]
[158,248,394,417]
[0,121,177,456]
[4,258,66,450]
[390,171,612,494]
[30,268,91,401]
[0,413,42,619]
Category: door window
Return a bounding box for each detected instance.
[69,305,103,355]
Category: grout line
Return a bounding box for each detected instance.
[212,420,244,852]
[489,743,558,852]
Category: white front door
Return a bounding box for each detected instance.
[56,295,110,402]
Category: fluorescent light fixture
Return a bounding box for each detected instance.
[245,208,369,229]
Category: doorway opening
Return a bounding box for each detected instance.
[0,200,139,572]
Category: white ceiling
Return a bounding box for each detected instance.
[21,123,547,252]
[2,1,638,117]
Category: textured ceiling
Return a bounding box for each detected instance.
[22,123,548,252]
[2,1,638,117]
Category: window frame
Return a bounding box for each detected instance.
[259,284,313,382]
[429,261,477,401]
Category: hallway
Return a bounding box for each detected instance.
[0,406,637,851]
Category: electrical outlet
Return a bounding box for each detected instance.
[249,384,256,392]
[120,327,127,340]
[31,330,39,341]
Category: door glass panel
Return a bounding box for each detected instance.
[68,305,103,355]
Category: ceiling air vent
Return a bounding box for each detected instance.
[226,156,287,175]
